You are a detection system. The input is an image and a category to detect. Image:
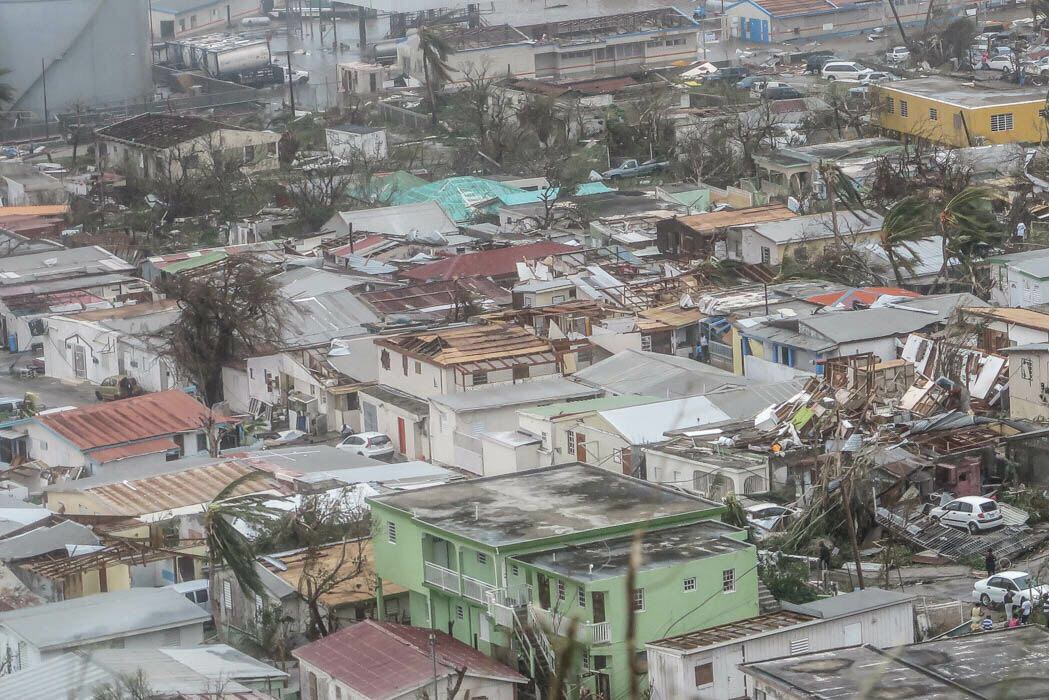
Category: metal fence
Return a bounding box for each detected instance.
[378,101,430,132]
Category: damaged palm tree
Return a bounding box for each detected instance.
[155,255,287,405]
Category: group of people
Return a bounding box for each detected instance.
[972,548,1049,632]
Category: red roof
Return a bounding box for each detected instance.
[293,620,525,699]
[400,241,575,282]
[807,287,921,309]
[37,390,211,452]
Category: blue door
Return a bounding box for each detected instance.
[749,18,761,42]
[762,19,769,42]
[748,18,770,43]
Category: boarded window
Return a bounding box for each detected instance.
[694,663,714,687]
[472,370,488,385]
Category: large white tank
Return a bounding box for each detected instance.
[0,0,151,117]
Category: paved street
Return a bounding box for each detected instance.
[0,357,97,410]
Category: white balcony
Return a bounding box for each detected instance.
[530,604,613,645]
[424,562,460,595]
[587,621,612,644]
[462,575,495,603]
[486,585,532,628]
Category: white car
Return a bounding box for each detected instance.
[745,503,798,538]
[983,55,1015,72]
[338,431,395,459]
[928,495,1003,533]
[750,80,791,98]
[972,571,1049,607]
[885,46,910,62]
[821,61,873,82]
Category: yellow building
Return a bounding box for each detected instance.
[875,78,1048,147]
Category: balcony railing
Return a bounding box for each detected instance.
[462,574,495,603]
[486,584,532,628]
[530,604,613,645]
[587,621,613,644]
[424,562,460,595]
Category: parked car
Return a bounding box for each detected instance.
[745,503,798,538]
[764,85,804,100]
[885,46,910,62]
[984,55,1015,71]
[601,158,668,179]
[262,428,309,448]
[750,80,791,97]
[736,74,773,89]
[705,66,749,83]
[95,375,146,402]
[927,495,1003,533]
[821,61,873,82]
[337,431,395,459]
[805,53,838,73]
[972,571,1049,607]
[861,71,901,84]
[866,26,886,41]
[0,397,24,417]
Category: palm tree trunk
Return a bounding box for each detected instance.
[423,53,437,128]
[883,242,905,286]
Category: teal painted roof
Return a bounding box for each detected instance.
[522,395,662,418]
[352,170,429,203]
[390,176,528,223]
[497,181,616,208]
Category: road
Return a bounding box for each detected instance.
[0,353,98,410]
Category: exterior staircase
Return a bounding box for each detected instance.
[512,606,561,700]
[758,580,781,613]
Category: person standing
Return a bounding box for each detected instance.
[818,542,832,571]
[1021,598,1033,625]
[985,549,997,577]
[1004,588,1015,621]
[699,333,710,362]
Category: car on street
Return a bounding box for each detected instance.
[805,53,838,73]
[262,429,309,448]
[885,46,910,62]
[749,80,791,97]
[927,495,1003,532]
[764,85,804,100]
[704,66,749,83]
[337,431,395,459]
[601,158,668,179]
[736,75,774,90]
[821,61,874,82]
[861,71,901,84]
[984,55,1015,72]
[972,571,1049,607]
[95,375,146,402]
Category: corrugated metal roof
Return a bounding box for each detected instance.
[375,322,555,366]
[87,437,177,463]
[673,205,794,234]
[430,377,600,411]
[293,621,525,699]
[400,241,576,282]
[573,349,749,398]
[36,390,211,452]
[598,396,731,444]
[650,610,815,651]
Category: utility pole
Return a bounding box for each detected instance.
[286,49,297,117]
[428,630,439,699]
[41,58,49,140]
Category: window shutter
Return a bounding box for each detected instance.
[223,580,233,612]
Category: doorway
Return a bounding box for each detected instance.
[397,417,407,454]
[537,573,551,609]
[575,431,587,462]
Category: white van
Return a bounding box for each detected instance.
[821,61,873,82]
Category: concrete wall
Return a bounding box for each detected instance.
[877,89,1047,147]
[429,403,529,469]
[644,449,769,497]
[1008,351,1049,422]
[101,128,280,180]
[151,0,261,39]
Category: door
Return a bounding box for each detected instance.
[397,417,407,454]
[160,20,175,37]
[761,19,769,42]
[177,555,196,582]
[117,351,126,375]
[73,345,86,378]
[749,18,761,42]
[537,573,551,610]
[843,622,862,646]
[363,401,378,432]
[575,431,587,462]
[592,591,606,623]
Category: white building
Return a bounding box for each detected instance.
[726,211,883,267]
[325,123,388,161]
[988,249,1049,308]
[647,589,916,700]
[0,587,209,672]
[41,301,180,392]
[151,0,263,39]
[428,377,600,474]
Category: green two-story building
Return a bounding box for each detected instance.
[368,463,759,698]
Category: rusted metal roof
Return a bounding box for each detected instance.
[360,277,511,314]
[375,322,556,366]
[650,610,815,651]
[87,437,178,464]
[400,241,575,282]
[96,113,246,149]
[638,302,701,330]
[48,457,290,517]
[673,205,795,234]
[36,390,211,452]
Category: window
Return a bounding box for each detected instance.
[111,637,126,649]
[613,449,623,464]
[760,246,771,265]
[415,361,422,374]
[196,433,208,453]
[789,637,811,654]
[267,141,278,155]
[929,107,938,121]
[335,688,342,700]
[723,568,735,592]
[641,334,653,351]
[402,353,409,375]
[632,588,645,611]
[456,604,465,620]
[578,588,586,607]
[308,672,318,700]
[683,576,697,592]
[255,593,264,617]
[183,153,200,169]
[511,564,519,576]
[222,580,233,612]
[566,431,575,452]
[991,112,1014,132]
[899,100,909,117]
[477,552,488,565]
[243,144,256,162]
[885,96,894,114]
[380,349,391,370]
[387,521,397,544]
[557,579,566,601]
[513,365,530,380]
[472,370,488,386]
[694,662,714,687]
